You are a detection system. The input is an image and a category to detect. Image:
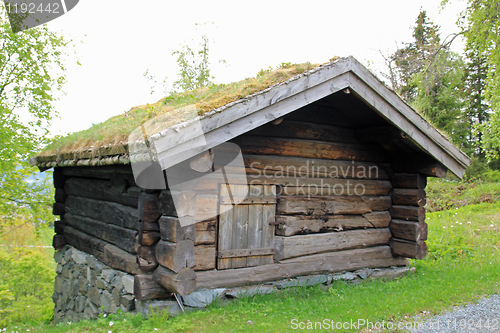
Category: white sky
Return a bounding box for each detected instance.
[46,0,466,136]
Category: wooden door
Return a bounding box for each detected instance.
[217,184,276,269]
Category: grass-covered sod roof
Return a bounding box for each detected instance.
[39,61,325,161]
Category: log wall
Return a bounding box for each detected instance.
[51,118,432,300]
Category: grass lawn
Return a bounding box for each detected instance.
[2,199,499,333]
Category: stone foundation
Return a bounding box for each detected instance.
[53,246,413,323]
[52,246,136,323]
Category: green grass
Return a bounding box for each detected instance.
[426,171,500,212]
[2,200,499,332]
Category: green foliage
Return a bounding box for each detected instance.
[443,0,500,159]
[0,10,70,231]
[172,34,214,92]
[387,11,468,150]
[146,305,170,328]
[0,247,55,326]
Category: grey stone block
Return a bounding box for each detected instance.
[88,286,101,306]
[273,275,329,289]
[355,268,372,280]
[182,288,226,308]
[61,265,72,279]
[101,269,115,283]
[52,291,59,304]
[87,256,103,275]
[120,294,135,311]
[72,248,87,265]
[100,290,117,313]
[226,285,276,298]
[54,275,63,294]
[96,276,109,290]
[122,274,134,294]
[56,264,63,274]
[78,276,89,295]
[54,250,63,264]
[331,272,358,281]
[85,299,100,315]
[83,300,98,320]
[67,298,75,310]
[75,295,85,313]
[369,266,410,280]
[61,279,70,297]
[87,267,97,285]
[64,248,72,262]
[112,287,120,305]
[111,275,123,291]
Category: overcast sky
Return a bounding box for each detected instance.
[46,0,466,136]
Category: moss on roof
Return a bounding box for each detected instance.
[40,61,327,159]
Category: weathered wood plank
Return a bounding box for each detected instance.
[154,266,197,296]
[193,245,216,271]
[52,202,65,216]
[54,220,66,234]
[139,231,161,247]
[390,238,427,260]
[391,173,427,189]
[196,245,409,289]
[61,165,136,184]
[55,188,66,203]
[137,245,159,273]
[195,194,218,221]
[195,219,216,245]
[277,195,372,215]
[247,120,358,143]
[53,167,67,188]
[218,248,274,258]
[139,193,161,223]
[155,240,196,273]
[65,196,140,230]
[274,228,392,261]
[273,178,392,196]
[134,274,172,301]
[64,178,138,208]
[52,234,66,250]
[218,184,234,270]
[390,205,425,223]
[232,186,249,268]
[363,211,392,228]
[261,186,276,265]
[275,215,374,236]
[63,226,106,260]
[390,220,428,242]
[232,136,386,162]
[65,213,137,253]
[159,190,197,218]
[393,188,426,207]
[103,243,142,275]
[158,216,195,243]
[361,196,392,211]
[392,154,447,178]
[245,203,261,267]
[240,155,391,180]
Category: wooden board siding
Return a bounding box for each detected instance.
[218,184,276,269]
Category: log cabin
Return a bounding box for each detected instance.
[31,56,470,322]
